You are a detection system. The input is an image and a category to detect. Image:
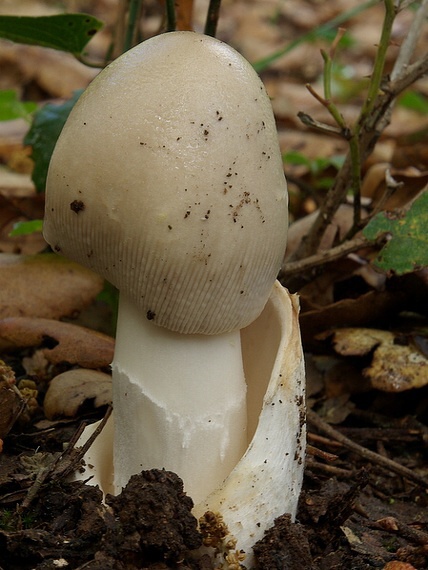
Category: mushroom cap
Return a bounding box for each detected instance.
[44,32,288,335]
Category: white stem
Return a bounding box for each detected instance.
[111,293,248,504]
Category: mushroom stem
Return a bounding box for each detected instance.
[112,293,248,502]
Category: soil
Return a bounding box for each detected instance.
[0,384,427,570]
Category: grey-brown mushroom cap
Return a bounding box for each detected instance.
[43,31,288,335]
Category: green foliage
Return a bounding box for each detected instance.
[0,508,36,531]
[97,281,119,336]
[398,91,428,115]
[9,219,43,237]
[363,192,428,274]
[284,151,345,174]
[0,90,37,122]
[283,151,345,189]
[24,91,82,192]
[0,14,103,55]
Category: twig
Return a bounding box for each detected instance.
[297,112,346,137]
[204,0,222,37]
[390,0,428,82]
[279,235,375,279]
[388,55,428,97]
[307,409,428,489]
[19,407,112,510]
[373,517,428,545]
[305,458,354,478]
[306,444,338,462]
[51,406,113,481]
[307,431,344,448]
[291,0,402,260]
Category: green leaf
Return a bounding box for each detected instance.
[0,14,103,55]
[24,90,82,192]
[398,91,428,115]
[363,192,428,274]
[283,151,312,168]
[9,219,43,237]
[0,90,37,122]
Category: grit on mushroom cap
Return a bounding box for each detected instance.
[43,32,288,335]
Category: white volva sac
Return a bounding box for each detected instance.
[43,31,305,566]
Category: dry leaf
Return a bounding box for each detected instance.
[284,204,361,261]
[0,42,97,99]
[361,162,428,209]
[383,563,417,570]
[316,394,355,425]
[330,328,428,392]
[0,360,25,440]
[301,290,396,348]
[0,172,46,254]
[44,369,112,420]
[0,253,104,319]
[0,317,114,368]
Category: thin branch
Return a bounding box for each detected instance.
[297,111,347,137]
[290,0,423,262]
[388,55,428,96]
[204,0,222,37]
[19,407,113,511]
[307,409,428,489]
[279,235,375,280]
[390,0,428,81]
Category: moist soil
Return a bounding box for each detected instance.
[0,386,427,570]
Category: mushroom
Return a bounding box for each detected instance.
[43,31,305,559]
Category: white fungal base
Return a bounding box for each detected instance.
[112,293,248,503]
[74,282,306,568]
[194,282,306,567]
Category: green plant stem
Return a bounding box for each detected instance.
[292,0,397,260]
[348,133,362,228]
[347,0,395,234]
[165,0,176,32]
[358,0,396,120]
[204,0,222,37]
[123,0,143,52]
[320,46,347,131]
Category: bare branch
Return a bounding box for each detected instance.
[391,0,428,81]
[279,235,376,279]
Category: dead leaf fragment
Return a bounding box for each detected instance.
[44,369,112,420]
[0,360,25,439]
[0,253,104,319]
[0,317,114,369]
[330,328,428,392]
[383,563,417,570]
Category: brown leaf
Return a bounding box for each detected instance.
[44,369,112,420]
[0,360,25,440]
[300,289,403,348]
[330,328,428,392]
[0,253,104,319]
[0,42,97,99]
[0,317,114,369]
[0,175,46,254]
